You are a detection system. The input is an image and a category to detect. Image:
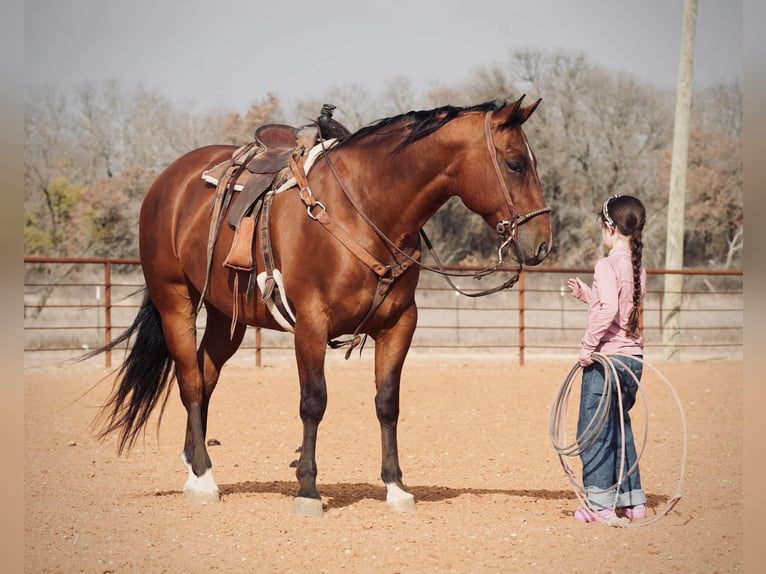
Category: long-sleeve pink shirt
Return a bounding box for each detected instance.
[574,245,646,356]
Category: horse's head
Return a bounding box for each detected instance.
[457,96,552,266]
[324,97,552,268]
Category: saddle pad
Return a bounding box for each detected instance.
[202,160,245,190]
[200,138,339,192]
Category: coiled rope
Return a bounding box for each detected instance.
[549,353,687,527]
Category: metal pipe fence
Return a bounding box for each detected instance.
[24,257,743,367]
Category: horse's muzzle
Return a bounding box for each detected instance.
[517,238,550,266]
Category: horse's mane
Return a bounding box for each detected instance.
[335,99,510,152]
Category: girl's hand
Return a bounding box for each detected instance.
[578,348,594,367]
[568,277,587,300]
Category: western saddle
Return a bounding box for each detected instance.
[199,104,351,329]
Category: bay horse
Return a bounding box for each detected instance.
[93,96,552,516]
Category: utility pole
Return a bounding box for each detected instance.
[663,0,697,361]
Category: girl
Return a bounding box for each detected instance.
[567,194,648,523]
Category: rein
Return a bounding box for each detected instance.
[289,150,419,357]
[310,110,551,297]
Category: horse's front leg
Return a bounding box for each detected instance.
[374,304,418,512]
[292,320,329,517]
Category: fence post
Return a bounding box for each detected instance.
[255,327,262,367]
[104,262,112,369]
[519,273,525,366]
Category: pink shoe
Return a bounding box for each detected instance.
[574,507,616,523]
[623,504,646,519]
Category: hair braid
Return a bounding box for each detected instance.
[603,195,646,339]
[626,229,643,338]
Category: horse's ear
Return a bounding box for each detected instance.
[495,95,542,128]
[520,98,542,124]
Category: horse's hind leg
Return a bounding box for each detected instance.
[179,303,246,503]
[145,294,215,503]
[373,305,418,512]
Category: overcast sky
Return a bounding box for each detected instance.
[25,0,743,112]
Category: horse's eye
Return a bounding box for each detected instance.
[506,160,524,174]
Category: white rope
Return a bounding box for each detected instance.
[549,353,687,527]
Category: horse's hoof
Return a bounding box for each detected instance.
[387,494,416,513]
[386,483,416,513]
[293,496,324,517]
[181,461,220,504]
[183,487,220,505]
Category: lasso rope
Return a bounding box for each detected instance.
[549,353,688,527]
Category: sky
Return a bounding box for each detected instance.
[24,0,743,113]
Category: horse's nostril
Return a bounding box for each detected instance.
[537,242,548,261]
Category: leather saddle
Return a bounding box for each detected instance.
[201,104,350,276]
[225,123,299,228]
[220,104,352,229]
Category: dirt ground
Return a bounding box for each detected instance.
[24,353,742,573]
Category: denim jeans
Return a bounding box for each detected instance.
[577,355,647,509]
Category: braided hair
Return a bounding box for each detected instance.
[601,195,646,338]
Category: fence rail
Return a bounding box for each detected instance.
[24,257,743,367]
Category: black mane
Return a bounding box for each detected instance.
[335,100,507,152]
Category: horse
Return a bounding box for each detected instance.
[91,95,553,516]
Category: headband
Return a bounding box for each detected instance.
[602,194,620,228]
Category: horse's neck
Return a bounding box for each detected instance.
[335,143,453,238]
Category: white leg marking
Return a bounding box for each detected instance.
[181,453,220,504]
[385,482,416,512]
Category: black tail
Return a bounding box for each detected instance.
[87,289,175,454]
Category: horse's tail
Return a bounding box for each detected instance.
[87,288,175,454]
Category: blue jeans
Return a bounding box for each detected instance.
[577,355,647,509]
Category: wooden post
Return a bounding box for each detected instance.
[663,0,697,361]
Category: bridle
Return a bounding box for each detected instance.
[483,108,552,254]
[425,110,551,296]
[302,109,551,298]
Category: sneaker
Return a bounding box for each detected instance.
[574,507,616,523]
[623,504,646,519]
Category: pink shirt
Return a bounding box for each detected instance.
[576,245,646,356]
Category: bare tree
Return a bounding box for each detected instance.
[379,75,418,116]
[25,81,227,260]
[219,93,283,144]
[422,82,471,108]
[292,83,378,131]
[23,51,741,280]
[670,81,743,269]
[461,48,673,267]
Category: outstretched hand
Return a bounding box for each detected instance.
[567,277,587,300]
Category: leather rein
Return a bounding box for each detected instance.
[294,110,551,298]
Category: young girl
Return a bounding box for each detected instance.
[567,194,648,523]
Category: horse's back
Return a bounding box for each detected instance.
[139,145,236,295]
[170,144,236,167]
[149,144,234,194]
[142,143,234,223]
[141,144,234,211]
